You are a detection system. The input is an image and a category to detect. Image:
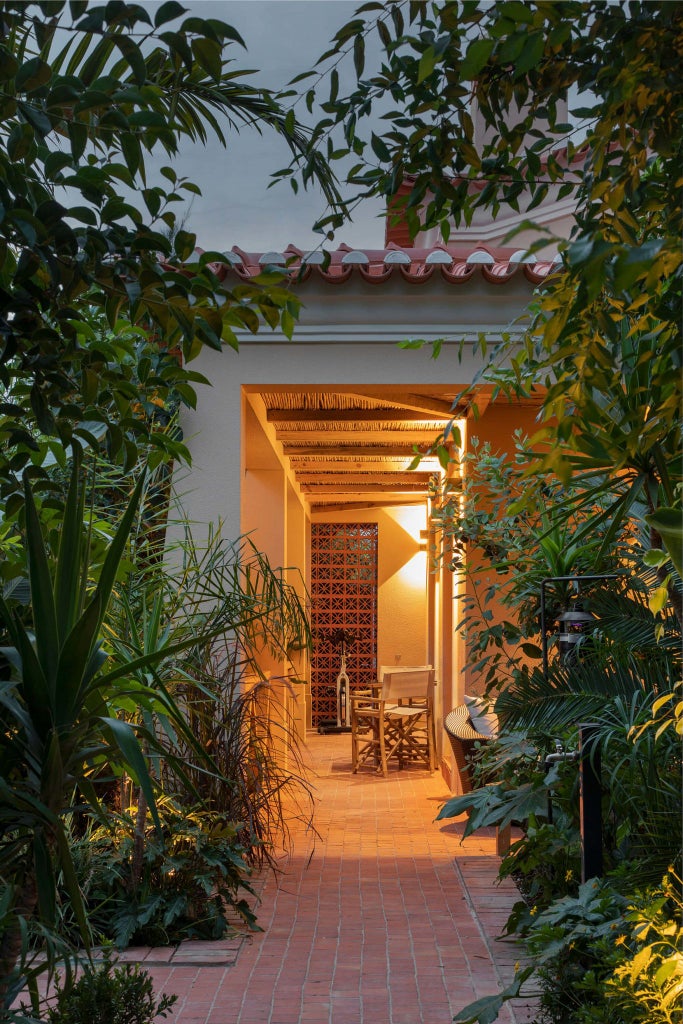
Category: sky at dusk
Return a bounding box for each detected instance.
[163,0,386,253]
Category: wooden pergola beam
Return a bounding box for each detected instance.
[267,408,452,424]
[290,458,439,472]
[329,389,459,417]
[294,472,434,485]
[309,499,427,513]
[283,444,437,457]
[300,482,431,493]
[275,429,447,443]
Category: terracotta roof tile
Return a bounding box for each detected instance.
[192,244,562,287]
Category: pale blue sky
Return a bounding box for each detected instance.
[164,0,386,252]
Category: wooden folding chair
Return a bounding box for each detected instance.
[351,667,435,776]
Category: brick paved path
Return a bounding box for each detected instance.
[133,732,536,1024]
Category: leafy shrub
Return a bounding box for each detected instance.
[602,872,683,1024]
[71,804,259,949]
[46,953,176,1024]
[438,731,582,933]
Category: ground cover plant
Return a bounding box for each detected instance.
[0,447,313,1021]
[45,952,176,1024]
[71,803,258,949]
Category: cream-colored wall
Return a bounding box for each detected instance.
[313,504,429,673]
[286,480,310,736]
[176,269,540,545]
[459,400,541,699]
[241,397,284,565]
[172,270,551,762]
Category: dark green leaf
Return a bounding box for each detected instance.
[101,717,160,828]
[154,1,186,27]
[460,38,494,80]
[174,229,197,261]
[22,474,59,685]
[54,451,85,639]
[33,830,56,926]
[514,32,545,76]
[15,58,52,93]
[18,101,52,136]
[353,34,365,78]
[112,36,147,86]
[645,509,683,577]
[417,46,436,83]
[0,45,19,81]
[192,37,222,81]
[54,823,91,946]
[452,966,535,1024]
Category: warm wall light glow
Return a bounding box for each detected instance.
[389,504,428,543]
[398,551,428,590]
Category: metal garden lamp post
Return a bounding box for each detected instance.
[540,574,617,881]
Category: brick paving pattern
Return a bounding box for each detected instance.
[135,732,536,1024]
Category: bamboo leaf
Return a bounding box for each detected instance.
[113,35,147,86]
[353,34,365,78]
[154,1,186,28]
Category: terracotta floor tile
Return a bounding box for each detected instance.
[116,731,539,1023]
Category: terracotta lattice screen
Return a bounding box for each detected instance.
[310,523,378,726]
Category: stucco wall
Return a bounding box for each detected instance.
[313,504,429,672]
[175,268,540,551]
[459,401,542,697]
[172,269,545,755]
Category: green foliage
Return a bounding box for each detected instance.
[431,434,633,693]
[100,510,313,867]
[162,649,313,869]
[433,434,680,1022]
[45,951,176,1024]
[0,455,313,1009]
[72,804,258,949]
[0,450,152,1003]
[451,965,534,1024]
[604,873,683,1024]
[0,1,338,499]
[291,0,682,617]
[520,873,683,1024]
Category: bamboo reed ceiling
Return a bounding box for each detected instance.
[255,388,463,511]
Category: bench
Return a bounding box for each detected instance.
[444,697,510,855]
